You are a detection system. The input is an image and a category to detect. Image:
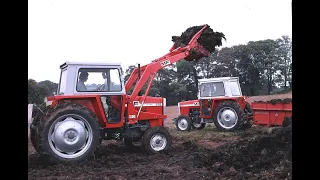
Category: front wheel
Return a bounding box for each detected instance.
[175,115,191,131]
[142,126,172,154]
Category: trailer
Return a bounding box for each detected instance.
[251,99,292,127]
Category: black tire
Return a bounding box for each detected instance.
[213,101,245,131]
[30,125,40,153]
[36,102,101,163]
[245,101,253,114]
[30,105,51,154]
[142,126,172,154]
[192,122,206,130]
[282,116,292,127]
[175,115,192,131]
[239,102,254,129]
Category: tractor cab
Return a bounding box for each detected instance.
[57,61,126,96]
[198,77,242,99]
[52,61,127,125]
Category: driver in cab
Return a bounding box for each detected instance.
[77,72,89,91]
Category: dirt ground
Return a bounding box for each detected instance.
[28,92,292,180]
[28,125,292,180]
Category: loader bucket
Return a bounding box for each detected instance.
[185,42,210,61]
[172,24,226,61]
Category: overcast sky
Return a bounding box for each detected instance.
[28,0,292,83]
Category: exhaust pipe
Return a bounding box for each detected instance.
[138,63,141,96]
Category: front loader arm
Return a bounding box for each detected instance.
[129,51,192,100]
[125,24,209,102]
[125,25,210,123]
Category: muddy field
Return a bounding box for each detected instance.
[28,92,292,180]
[28,125,292,180]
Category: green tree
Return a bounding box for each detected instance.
[247,39,280,95]
[276,35,292,92]
[28,79,43,104]
[124,65,137,84]
[176,60,199,98]
[233,44,262,95]
[38,80,58,96]
[196,55,216,79]
[28,79,58,104]
[210,47,239,78]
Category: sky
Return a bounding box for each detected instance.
[28,0,292,83]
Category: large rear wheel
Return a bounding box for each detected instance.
[36,103,100,163]
[30,105,51,154]
[213,101,244,131]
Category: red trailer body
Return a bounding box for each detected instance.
[251,102,292,127]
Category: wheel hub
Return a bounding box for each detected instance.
[217,108,238,129]
[48,115,93,159]
[178,118,188,130]
[65,130,77,142]
[150,134,167,151]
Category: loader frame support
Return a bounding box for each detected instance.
[125,25,210,123]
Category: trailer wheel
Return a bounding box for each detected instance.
[142,126,172,154]
[192,122,206,130]
[36,102,100,163]
[175,115,192,131]
[213,101,244,131]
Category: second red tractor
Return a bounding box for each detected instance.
[175,77,254,132]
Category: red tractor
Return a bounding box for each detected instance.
[175,77,254,132]
[30,25,224,163]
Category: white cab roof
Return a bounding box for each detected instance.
[198,77,239,83]
[60,61,122,69]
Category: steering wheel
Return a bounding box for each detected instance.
[95,84,106,91]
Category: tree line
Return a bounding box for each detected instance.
[28,35,292,106]
[28,79,58,105]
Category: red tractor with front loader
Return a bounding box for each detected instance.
[175,77,254,132]
[30,24,226,163]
